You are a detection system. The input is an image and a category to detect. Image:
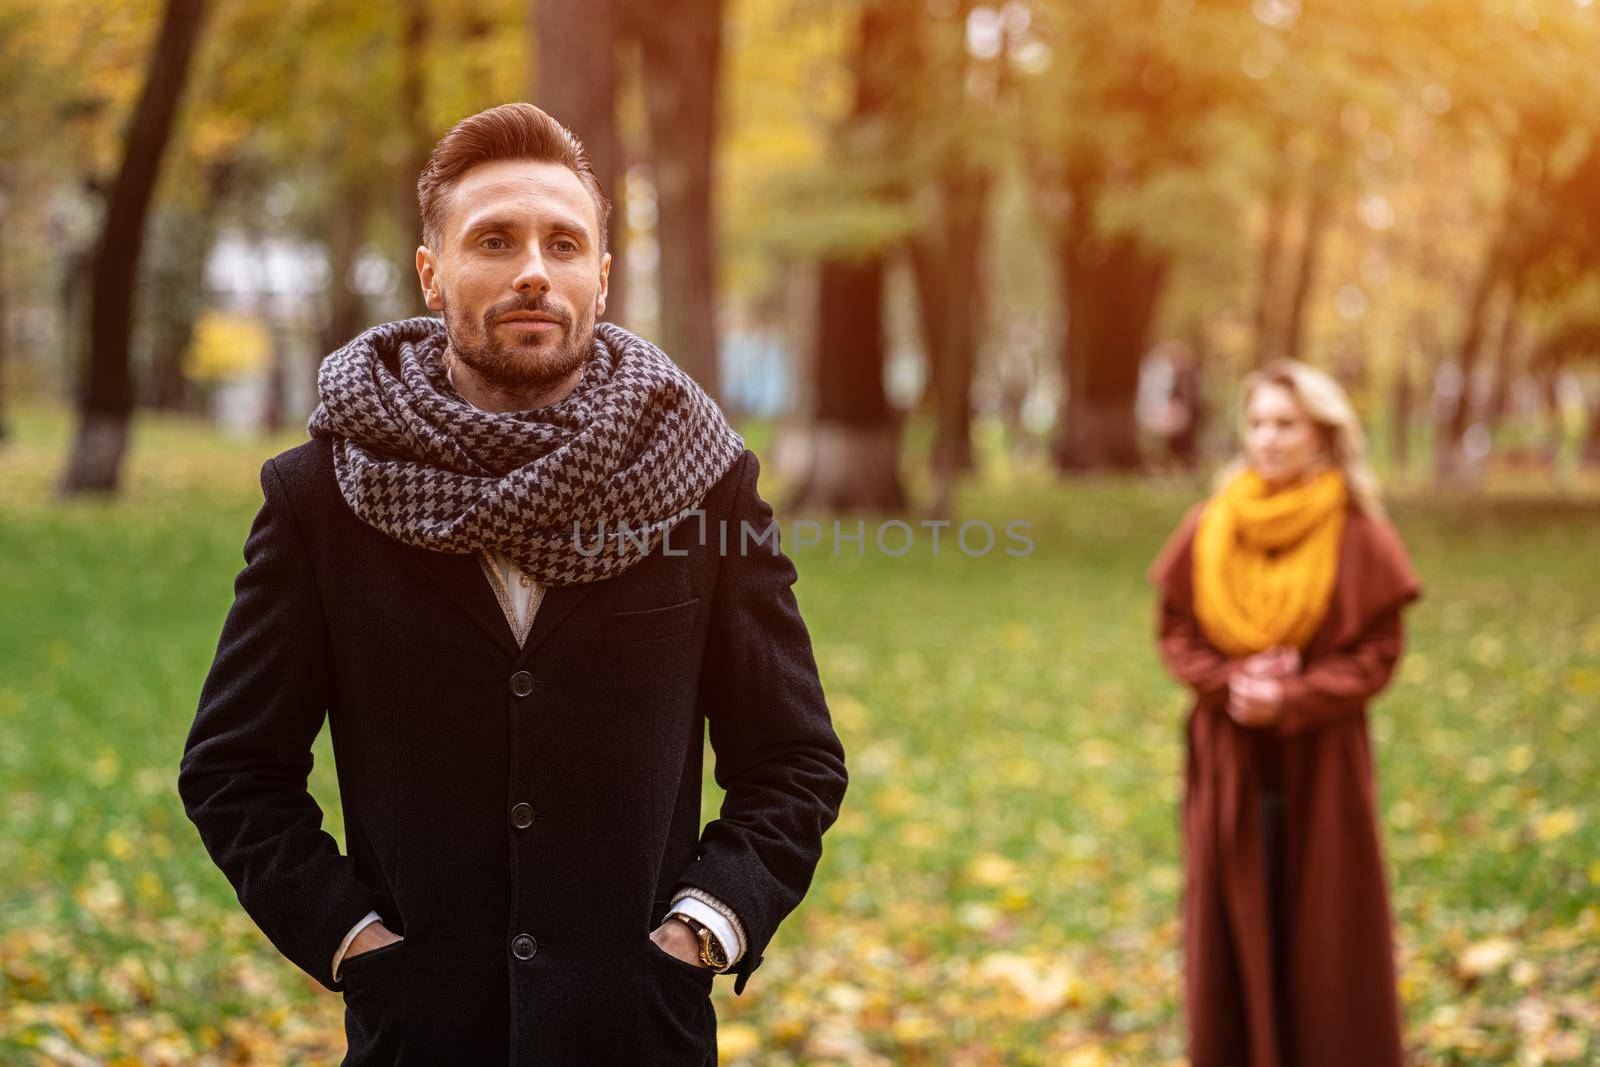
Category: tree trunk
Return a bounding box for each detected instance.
[260,309,288,433]
[147,158,233,414]
[787,256,905,512]
[1483,274,1524,436]
[631,0,720,394]
[144,219,201,413]
[1167,322,1206,471]
[535,0,627,327]
[60,0,208,495]
[908,237,948,419]
[1527,319,1600,469]
[1534,369,1559,468]
[909,170,989,477]
[1585,385,1600,468]
[1392,339,1412,473]
[902,0,985,477]
[1252,162,1289,367]
[1051,188,1164,473]
[1282,178,1331,363]
[1437,170,1521,482]
[1435,259,1500,482]
[319,179,370,370]
[785,0,909,513]
[394,0,431,317]
[933,183,981,477]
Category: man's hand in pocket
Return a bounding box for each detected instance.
[347,921,404,961]
[649,918,707,967]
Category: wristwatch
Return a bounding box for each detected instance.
[669,912,729,969]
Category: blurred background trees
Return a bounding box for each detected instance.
[2,0,1598,498]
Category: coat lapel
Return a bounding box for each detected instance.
[516,580,597,663]
[401,542,601,663]
[402,545,521,659]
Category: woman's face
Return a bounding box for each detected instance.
[1244,382,1326,489]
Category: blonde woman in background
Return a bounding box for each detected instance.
[1147,359,1423,1067]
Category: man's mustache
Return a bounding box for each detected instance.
[487,297,571,327]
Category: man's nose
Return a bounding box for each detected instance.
[513,245,552,293]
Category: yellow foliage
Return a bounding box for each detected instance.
[967,852,1021,888]
[185,311,272,383]
[718,1022,760,1058]
[1531,808,1580,842]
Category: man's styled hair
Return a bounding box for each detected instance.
[417,102,611,256]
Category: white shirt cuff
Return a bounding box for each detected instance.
[668,891,744,971]
[332,910,383,982]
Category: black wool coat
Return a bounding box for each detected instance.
[177,438,848,1066]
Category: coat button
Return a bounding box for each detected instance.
[510,802,535,829]
[509,671,534,697]
[511,934,538,960]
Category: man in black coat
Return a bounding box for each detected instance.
[177,102,848,1066]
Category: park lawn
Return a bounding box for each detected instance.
[1,404,1596,1066]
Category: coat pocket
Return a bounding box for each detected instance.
[340,934,410,987]
[340,934,414,1046]
[642,931,716,1005]
[606,597,700,643]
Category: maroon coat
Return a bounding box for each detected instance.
[1148,502,1422,1067]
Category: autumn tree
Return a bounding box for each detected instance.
[784,0,916,512]
[59,0,208,494]
[622,0,722,393]
[532,0,628,326]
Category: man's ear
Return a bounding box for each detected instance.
[417,246,443,312]
[595,252,611,319]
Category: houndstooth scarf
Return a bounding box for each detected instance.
[305,315,745,585]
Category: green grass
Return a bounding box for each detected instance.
[1,403,1596,1065]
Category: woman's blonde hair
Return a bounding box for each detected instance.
[1212,358,1386,517]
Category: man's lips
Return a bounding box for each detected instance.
[497,313,562,332]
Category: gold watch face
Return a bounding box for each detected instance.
[697,926,728,968]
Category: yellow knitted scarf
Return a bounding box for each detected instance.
[1192,465,1348,657]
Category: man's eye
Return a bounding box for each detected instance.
[483,237,508,250]
[552,240,577,253]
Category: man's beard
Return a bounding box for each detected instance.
[440,289,594,396]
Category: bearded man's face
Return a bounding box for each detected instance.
[417,158,610,400]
